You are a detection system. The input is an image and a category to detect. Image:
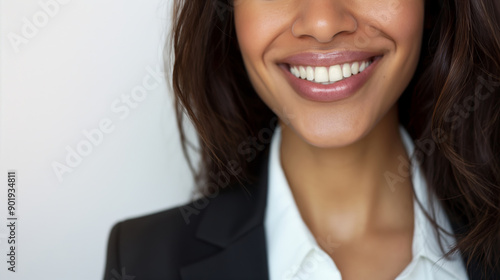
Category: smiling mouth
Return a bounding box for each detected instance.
[285,56,380,85]
[278,54,383,102]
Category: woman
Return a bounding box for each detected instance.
[103,0,500,279]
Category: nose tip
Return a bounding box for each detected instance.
[291,2,357,43]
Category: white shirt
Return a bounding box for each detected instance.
[264,125,469,280]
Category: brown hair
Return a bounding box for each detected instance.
[408,0,500,275]
[170,0,275,190]
[169,0,500,275]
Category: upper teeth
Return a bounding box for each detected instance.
[289,59,372,85]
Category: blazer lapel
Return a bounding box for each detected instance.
[180,151,271,280]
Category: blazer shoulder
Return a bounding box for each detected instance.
[103,198,218,280]
[118,202,198,239]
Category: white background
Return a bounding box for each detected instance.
[0,0,195,279]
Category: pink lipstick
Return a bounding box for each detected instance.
[278,52,383,102]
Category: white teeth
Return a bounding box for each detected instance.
[299,66,307,79]
[314,67,329,83]
[288,58,373,84]
[351,62,359,75]
[329,65,343,82]
[342,63,352,78]
[306,66,314,81]
[359,61,366,72]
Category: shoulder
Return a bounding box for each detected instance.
[102,155,270,280]
[102,197,220,280]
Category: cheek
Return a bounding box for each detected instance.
[375,0,425,54]
[235,7,275,62]
[385,1,425,93]
[234,8,260,59]
[357,0,424,51]
[234,2,294,63]
[234,3,293,109]
[360,0,424,100]
[389,1,425,48]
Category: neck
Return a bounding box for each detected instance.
[279,106,413,242]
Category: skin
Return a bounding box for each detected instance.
[234,0,425,279]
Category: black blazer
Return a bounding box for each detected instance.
[103,150,498,280]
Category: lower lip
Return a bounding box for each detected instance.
[279,56,382,102]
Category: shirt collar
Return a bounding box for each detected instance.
[398,126,467,279]
[264,124,467,280]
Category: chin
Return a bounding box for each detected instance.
[288,117,371,149]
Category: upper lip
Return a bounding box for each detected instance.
[279,51,383,67]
